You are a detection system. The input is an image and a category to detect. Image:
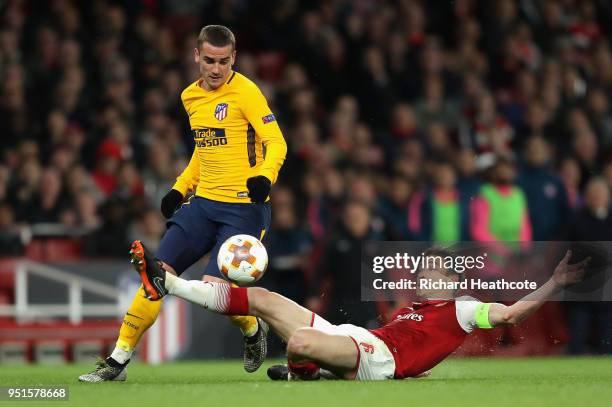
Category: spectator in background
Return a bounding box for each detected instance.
[141,140,175,207]
[350,123,384,169]
[0,166,9,202]
[471,158,532,242]
[420,160,471,242]
[301,171,332,241]
[414,74,459,131]
[601,160,612,191]
[92,139,122,197]
[265,186,311,304]
[127,207,164,253]
[31,168,70,223]
[8,159,43,222]
[72,195,101,230]
[385,103,419,161]
[568,177,612,241]
[455,148,481,199]
[115,162,144,200]
[425,122,454,158]
[567,177,612,354]
[83,196,130,257]
[377,175,414,241]
[0,201,25,256]
[587,88,612,148]
[308,201,383,328]
[359,46,394,125]
[572,127,600,185]
[463,92,515,169]
[518,136,569,240]
[558,156,583,209]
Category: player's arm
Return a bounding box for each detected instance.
[241,84,287,203]
[161,148,200,218]
[477,250,588,328]
[172,148,200,195]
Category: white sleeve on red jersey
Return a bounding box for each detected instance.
[454,296,482,333]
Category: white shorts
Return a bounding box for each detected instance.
[311,313,396,381]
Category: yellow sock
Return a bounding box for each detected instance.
[229,315,259,337]
[228,283,258,337]
[116,285,163,351]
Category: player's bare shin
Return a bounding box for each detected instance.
[246,288,312,341]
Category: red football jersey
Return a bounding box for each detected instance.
[369,298,479,379]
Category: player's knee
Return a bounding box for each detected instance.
[287,328,315,358]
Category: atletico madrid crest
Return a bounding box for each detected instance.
[214,103,228,121]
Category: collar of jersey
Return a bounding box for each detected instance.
[196,71,234,93]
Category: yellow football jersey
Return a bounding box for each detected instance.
[172,71,287,203]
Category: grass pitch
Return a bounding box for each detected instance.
[1,357,611,407]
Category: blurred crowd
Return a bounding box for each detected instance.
[1,0,612,353]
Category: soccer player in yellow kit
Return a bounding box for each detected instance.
[79,25,287,382]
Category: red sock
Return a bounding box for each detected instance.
[226,286,249,315]
[201,283,249,315]
[288,359,320,378]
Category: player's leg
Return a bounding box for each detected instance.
[280,324,400,381]
[246,286,314,341]
[120,223,214,350]
[79,201,216,382]
[111,225,201,359]
[139,267,359,379]
[148,266,312,341]
[203,200,271,371]
[286,328,358,380]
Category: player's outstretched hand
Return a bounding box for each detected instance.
[552,250,590,286]
[161,189,184,219]
[246,176,271,203]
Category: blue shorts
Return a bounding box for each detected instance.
[156,196,271,277]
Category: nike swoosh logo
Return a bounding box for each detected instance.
[153,277,166,294]
[188,111,195,117]
[126,312,144,320]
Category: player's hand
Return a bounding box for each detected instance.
[161,189,184,219]
[246,176,271,203]
[552,250,590,286]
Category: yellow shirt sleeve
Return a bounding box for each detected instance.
[172,148,200,196]
[241,84,287,184]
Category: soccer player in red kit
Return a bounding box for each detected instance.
[132,244,588,380]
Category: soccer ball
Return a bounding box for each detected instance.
[217,234,268,286]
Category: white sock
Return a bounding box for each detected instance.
[164,272,230,313]
[110,347,132,365]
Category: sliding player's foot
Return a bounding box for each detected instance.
[130,240,167,301]
[243,318,268,373]
[266,364,325,381]
[78,357,127,382]
[267,364,292,380]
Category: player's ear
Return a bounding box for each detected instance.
[231,50,236,67]
[194,47,200,63]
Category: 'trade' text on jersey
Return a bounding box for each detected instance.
[193,128,228,148]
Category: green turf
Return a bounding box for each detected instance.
[0,357,611,407]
